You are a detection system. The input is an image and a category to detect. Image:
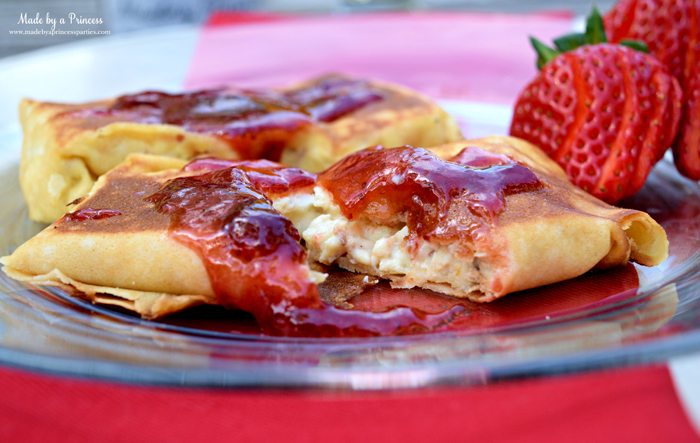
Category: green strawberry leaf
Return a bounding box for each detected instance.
[620,39,649,53]
[530,6,647,67]
[530,37,560,70]
[553,33,587,52]
[585,7,608,44]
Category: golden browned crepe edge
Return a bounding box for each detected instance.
[19,98,238,223]
[20,77,462,223]
[1,266,214,319]
[22,76,459,156]
[429,136,668,268]
[304,136,668,302]
[427,135,570,181]
[3,154,216,318]
[3,154,328,319]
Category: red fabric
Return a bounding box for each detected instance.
[206,11,293,27]
[186,12,574,107]
[0,364,697,442]
[206,10,573,27]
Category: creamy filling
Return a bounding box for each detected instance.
[275,186,486,298]
[272,192,319,234]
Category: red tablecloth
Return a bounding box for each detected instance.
[1,364,697,442]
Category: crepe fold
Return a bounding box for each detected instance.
[432,136,668,269]
[3,154,326,319]
[1,136,668,320]
[302,136,668,302]
[20,75,462,223]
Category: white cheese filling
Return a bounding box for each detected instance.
[275,186,485,297]
[271,191,326,284]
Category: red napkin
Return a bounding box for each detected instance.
[0,363,697,442]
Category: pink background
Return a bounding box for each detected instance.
[186,12,573,105]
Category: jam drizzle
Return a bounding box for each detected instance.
[62,208,122,222]
[101,76,383,160]
[184,158,316,197]
[318,146,544,242]
[145,167,318,330]
[147,163,466,336]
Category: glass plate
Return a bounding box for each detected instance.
[1,17,700,389]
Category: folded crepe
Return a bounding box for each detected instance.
[3,154,325,328]
[20,74,462,223]
[303,135,668,301]
[1,136,668,330]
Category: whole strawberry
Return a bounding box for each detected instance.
[605,0,700,180]
[510,8,682,203]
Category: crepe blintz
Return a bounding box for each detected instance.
[2,136,669,335]
[20,75,462,223]
[3,154,328,332]
[3,154,466,336]
[301,136,668,302]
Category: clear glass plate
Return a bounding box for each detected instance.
[1,18,699,389]
[2,156,700,388]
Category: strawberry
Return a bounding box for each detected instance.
[509,8,682,203]
[605,0,700,179]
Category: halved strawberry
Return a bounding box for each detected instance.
[510,8,682,203]
[605,0,700,179]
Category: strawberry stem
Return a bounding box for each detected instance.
[585,7,608,44]
[530,37,560,70]
[531,6,649,70]
[553,33,587,52]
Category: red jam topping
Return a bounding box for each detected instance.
[450,146,514,168]
[318,146,543,241]
[147,164,466,336]
[281,76,383,121]
[146,167,317,331]
[103,76,383,160]
[62,208,122,222]
[184,158,316,197]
